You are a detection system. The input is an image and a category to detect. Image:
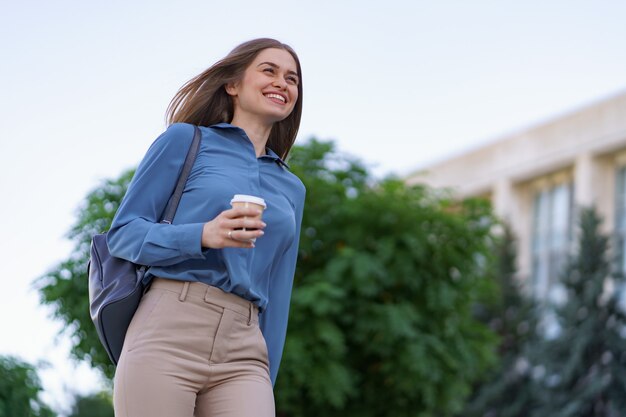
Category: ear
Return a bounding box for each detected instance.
[224,82,238,97]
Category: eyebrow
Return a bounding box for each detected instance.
[257,62,299,78]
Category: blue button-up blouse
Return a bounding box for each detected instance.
[106,122,306,385]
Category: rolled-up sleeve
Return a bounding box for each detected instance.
[259,187,305,386]
[107,123,206,266]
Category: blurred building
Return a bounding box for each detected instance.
[406,90,626,302]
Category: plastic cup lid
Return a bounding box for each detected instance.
[230,194,267,208]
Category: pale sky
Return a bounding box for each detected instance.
[2,1,626,414]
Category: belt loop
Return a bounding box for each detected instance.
[178,281,190,302]
[248,303,253,326]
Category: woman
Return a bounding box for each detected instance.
[107,38,305,417]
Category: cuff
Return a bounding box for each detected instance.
[175,222,207,259]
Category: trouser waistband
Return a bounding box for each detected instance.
[150,278,259,324]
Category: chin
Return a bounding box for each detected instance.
[265,112,291,125]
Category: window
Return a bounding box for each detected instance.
[531,182,573,303]
[615,167,626,277]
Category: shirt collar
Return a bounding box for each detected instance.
[262,147,290,169]
[211,123,290,169]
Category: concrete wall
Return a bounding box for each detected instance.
[406,90,626,282]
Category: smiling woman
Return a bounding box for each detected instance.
[105,38,306,417]
[166,38,303,161]
[225,48,300,135]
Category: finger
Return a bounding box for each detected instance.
[228,229,264,242]
[223,207,264,219]
[225,232,256,248]
[223,218,266,231]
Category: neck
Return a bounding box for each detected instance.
[229,115,272,157]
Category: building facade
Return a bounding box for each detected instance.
[406,91,626,302]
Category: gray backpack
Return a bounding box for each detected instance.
[88,126,201,364]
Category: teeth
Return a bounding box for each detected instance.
[265,93,286,103]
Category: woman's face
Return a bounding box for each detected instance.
[227,48,300,126]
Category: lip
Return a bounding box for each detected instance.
[263,91,288,104]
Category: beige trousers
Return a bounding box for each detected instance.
[113,278,274,417]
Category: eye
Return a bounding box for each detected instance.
[287,76,299,85]
[263,67,275,74]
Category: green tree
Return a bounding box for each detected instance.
[0,356,56,417]
[461,226,542,417]
[532,207,626,416]
[38,139,499,416]
[276,140,498,416]
[37,170,134,380]
[68,392,113,417]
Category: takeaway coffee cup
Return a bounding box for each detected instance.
[230,194,267,238]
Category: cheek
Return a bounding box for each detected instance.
[290,89,299,107]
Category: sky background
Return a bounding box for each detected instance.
[2,0,626,414]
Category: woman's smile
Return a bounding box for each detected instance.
[264,92,287,104]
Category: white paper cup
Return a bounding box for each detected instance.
[230,194,267,210]
[230,194,266,240]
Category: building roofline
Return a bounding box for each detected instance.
[405,88,626,178]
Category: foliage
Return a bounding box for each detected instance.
[531,207,626,417]
[36,170,134,380]
[37,138,499,416]
[461,225,542,417]
[0,356,56,417]
[68,392,113,417]
[275,140,499,416]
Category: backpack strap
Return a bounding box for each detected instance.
[160,126,202,224]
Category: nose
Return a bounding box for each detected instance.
[273,78,287,90]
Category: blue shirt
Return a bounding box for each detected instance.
[107,122,306,385]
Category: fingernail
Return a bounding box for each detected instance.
[261,222,267,227]
[259,231,265,235]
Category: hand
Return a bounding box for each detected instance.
[202,207,266,249]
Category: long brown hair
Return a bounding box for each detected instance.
[166,38,303,160]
